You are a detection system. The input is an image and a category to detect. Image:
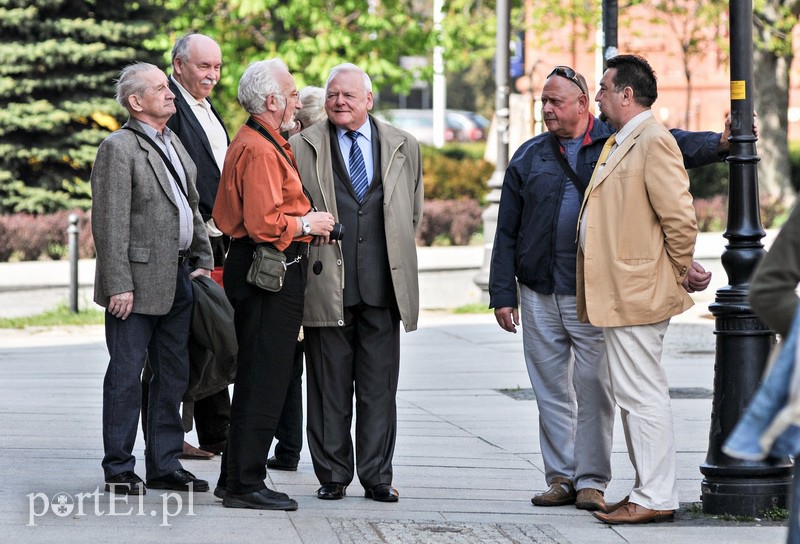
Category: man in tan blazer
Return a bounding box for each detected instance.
[576,54,710,525]
[92,62,213,495]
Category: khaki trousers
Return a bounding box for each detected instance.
[603,319,679,510]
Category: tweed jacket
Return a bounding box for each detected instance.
[289,116,424,332]
[91,117,213,315]
[577,116,696,327]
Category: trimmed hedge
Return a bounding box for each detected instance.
[0,210,94,262]
[421,143,493,202]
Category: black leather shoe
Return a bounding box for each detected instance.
[146,469,209,492]
[365,484,399,502]
[105,471,146,495]
[223,488,298,510]
[267,455,298,471]
[213,486,226,499]
[316,482,347,500]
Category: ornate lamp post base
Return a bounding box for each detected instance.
[700,0,793,515]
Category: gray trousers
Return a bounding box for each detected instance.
[519,286,614,491]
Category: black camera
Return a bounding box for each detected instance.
[329,222,345,241]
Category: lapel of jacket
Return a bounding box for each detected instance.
[169,78,219,169]
[302,121,339,217]
[126,118,179,208]
[591,117,655,191]
[374,115,406,204]
[171,134,196,197]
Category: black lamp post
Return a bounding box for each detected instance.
[699,0,793,515]
[602,0,618,62]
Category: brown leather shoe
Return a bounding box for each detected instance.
[593,502,674,525]
[178,441,215,460]
[575,488,605,511]
[531,477,576,506]
[603,495,630,513]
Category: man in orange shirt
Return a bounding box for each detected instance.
[211,58,334,510]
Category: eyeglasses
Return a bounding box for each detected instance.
[273,91,300,104]
[547,66,587,95]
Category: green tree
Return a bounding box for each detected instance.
[0,0,170,214]
[641,0,727,130]
[156,0,433,128]
[753,0,800,204]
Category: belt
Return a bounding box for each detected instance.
[178,249,190,265]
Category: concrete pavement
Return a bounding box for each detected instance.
[0,237,789,543]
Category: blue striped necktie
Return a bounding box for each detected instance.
[346,130,369,202]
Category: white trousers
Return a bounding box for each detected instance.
[603,320,679,510]
[519,286,614,491]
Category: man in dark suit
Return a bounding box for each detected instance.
[289,64,424,503]
[166,32,231,458]
[92,62,213,495]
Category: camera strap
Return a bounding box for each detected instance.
[245,117,316,210]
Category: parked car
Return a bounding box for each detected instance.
[373,109,459,145]
[445,110,490,142]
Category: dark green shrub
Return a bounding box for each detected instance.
[0,217,13,262]
[689,162,729,199]
[790,141,800,192]
[421,144,493,202]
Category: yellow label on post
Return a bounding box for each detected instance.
[731,80,746,100]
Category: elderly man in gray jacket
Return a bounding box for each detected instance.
[91,62,213,495]
[289,63,423,503]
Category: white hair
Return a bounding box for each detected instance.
[325,63,372,93]
[237,58,288,115]
[295,86,327,129]
[115,62,160,110]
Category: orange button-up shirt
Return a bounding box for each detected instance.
[213,121,312,251]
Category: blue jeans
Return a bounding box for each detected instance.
[724,310,800,461]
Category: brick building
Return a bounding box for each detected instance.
[515,3,800,140]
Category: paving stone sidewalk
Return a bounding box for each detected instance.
[0,239,789,543]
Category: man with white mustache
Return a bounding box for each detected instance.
[165,33,232,459]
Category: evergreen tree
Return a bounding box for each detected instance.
[0,0,169,213]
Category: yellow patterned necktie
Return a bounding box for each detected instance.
[577,134,616,232]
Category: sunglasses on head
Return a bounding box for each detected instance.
[547,66,587,95]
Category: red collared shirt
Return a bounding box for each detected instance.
[213,122,312,250]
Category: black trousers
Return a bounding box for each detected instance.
[273,340,304,462]
[304,302,400,489]
[103,263,193,480]
[218,239,307,494]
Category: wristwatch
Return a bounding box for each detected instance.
[301,216,312,236]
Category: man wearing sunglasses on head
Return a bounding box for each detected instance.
[489,64,725,512]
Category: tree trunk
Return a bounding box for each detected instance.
[753,34,795,205]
